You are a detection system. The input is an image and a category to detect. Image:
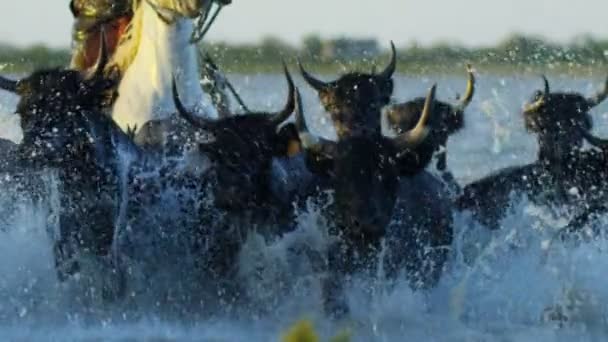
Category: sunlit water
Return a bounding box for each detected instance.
[2,73,608,341]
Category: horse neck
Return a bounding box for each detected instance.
[111,4,216,130]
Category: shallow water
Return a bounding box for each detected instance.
[2,73,608,341]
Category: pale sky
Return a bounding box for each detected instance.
[0,0,606,48]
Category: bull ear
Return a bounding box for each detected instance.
[275,123,302,157]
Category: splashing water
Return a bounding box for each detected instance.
[2,74,608,341]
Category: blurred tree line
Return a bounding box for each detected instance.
[1,33,607,74]
[0,43,70,72]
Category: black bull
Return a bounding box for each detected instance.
[457,75,608,231]
[0,35,138,296]
[297,45,454,313]
[385,65,475,174]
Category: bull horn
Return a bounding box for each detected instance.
[579,126,608,149]
[0,76,19,93]
[86,28,109,80]
[455,64,475,112]
[393,84,436,149]
[523,75,550,113]
[173,79,217,130]
[587,76,608,108]
[298,59,328,91]
[269,62,296,125]
[378,41,397,80]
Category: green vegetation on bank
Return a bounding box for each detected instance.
[0,43,71,73]
[1,34,607,75]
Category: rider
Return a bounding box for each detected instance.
[68,0,234,124]
[69,0,132,71]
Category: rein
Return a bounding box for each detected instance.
[190,1,225,43]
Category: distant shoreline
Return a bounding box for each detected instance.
[211,63,607,78]
[2,60,606,78]
[1,33,607,77]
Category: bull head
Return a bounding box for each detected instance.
[295,85,435,160]
[387,64,475,135]
[524,75,608,116]
[0,31,117,112]
[522,75,608,163]
[384,64,475,172]
[299,42,397,139]
[0,33,132,171]
[173,64,297,210]
[300,42,396,92]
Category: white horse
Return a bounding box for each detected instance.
[71,0,223,131]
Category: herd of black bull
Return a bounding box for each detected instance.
[2,39,608,314]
